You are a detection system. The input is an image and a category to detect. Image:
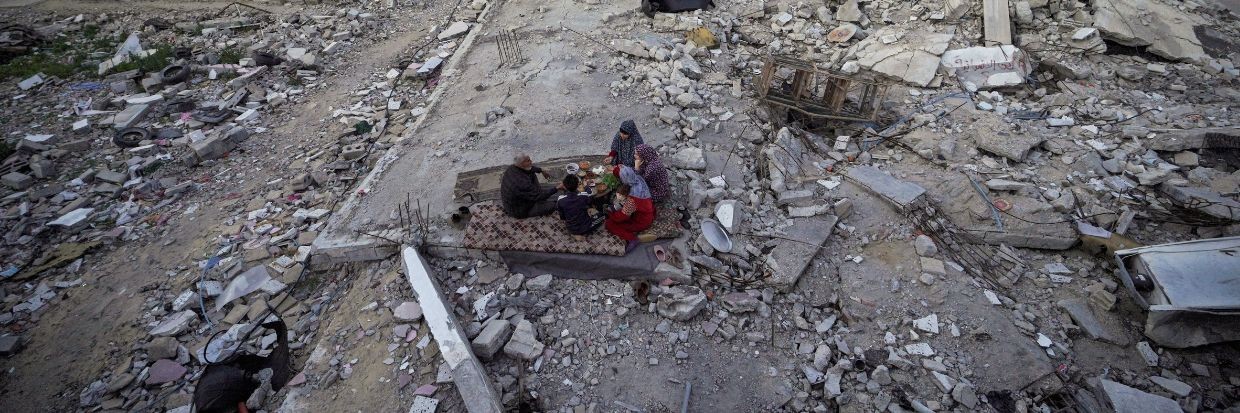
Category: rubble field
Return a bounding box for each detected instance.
[1,0,1239,412]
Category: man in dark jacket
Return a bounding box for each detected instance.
[501,154,560,218]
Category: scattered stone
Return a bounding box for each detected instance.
[393,301,423,321]
[502,320,545,361]
[525,274,553,290]
[471,319,513,359]
[145,359,187,386]
[655,286,707,321]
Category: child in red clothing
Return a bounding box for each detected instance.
[606,165,656,252]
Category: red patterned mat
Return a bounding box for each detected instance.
[464,204,626,256]
[462,204,683,256]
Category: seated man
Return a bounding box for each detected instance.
[500,154,560,218]
[556,175,605,240]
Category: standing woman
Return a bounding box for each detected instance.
[603,120,644,168]
[606,166,656,252]
[634,143,669,203]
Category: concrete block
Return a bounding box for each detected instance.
[471,319,512,359]
[0,335,22,356]
[766,216,839,292]
[112,104,152,128]
[190,133,236,161]
[1,172,33,190]
[502,319,544,361]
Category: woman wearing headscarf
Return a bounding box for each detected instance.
[605,165,656,252]
[604,120,644,168]
[634,143,669,203]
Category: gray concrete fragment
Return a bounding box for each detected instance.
[844,166,926,209]
[851,28,953,86]
[974,131,1043,162]
[1099,379,1183,413]
[112,104,151,128]
[655,286,707,321]
[502,319,544,361]
[1,172,33,190]
[1057,299,1126,345]
[1093,0,1206,61]
[766,216,838,292]
[1144,128,1239,152]
[471,319,513,360]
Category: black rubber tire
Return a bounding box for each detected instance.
[161,64,190,85]
[252,51,282,67]
[113,127,150,148]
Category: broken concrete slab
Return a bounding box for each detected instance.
[612,39,649,58]
[1057,299,1126,345]
[1158,183,1240,222]
[150,310,197,336]
[851,28,954,87]
[973,130,1043,162]
[0,335,23,356]
[190,133,236,161]
[764,127,822,192]
[437,21,472,40]
[1093,0,1207,61]
[963,220,1077,250]
[111,104,151,129]
[1099,379,1183,413]
[940,45,1033,89]
[1144,128,1240,152]
[982,0,1013,45]
[1,172,33,190]
[766,216,839,292]
[1149,376,1192,397]
[400,247,503,413]
[844,166,926,210]
[945,0,971,20]
[836,0,862,22]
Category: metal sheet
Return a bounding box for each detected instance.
[1116,236,1240,310]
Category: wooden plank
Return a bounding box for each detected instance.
[983,0,1012,45]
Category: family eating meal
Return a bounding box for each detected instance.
[499,120,671,253]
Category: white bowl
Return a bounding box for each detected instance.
[701,219,733,253]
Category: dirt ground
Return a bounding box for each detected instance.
[0,1,447,410]
[1,0,1238,412]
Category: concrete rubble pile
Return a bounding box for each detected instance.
[1,0,1239,412]
[0,3,441,412]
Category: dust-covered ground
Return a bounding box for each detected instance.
[1,0,1239,412]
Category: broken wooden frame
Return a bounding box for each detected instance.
[755,54,890,123]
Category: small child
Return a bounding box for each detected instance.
[556,175,605,240]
